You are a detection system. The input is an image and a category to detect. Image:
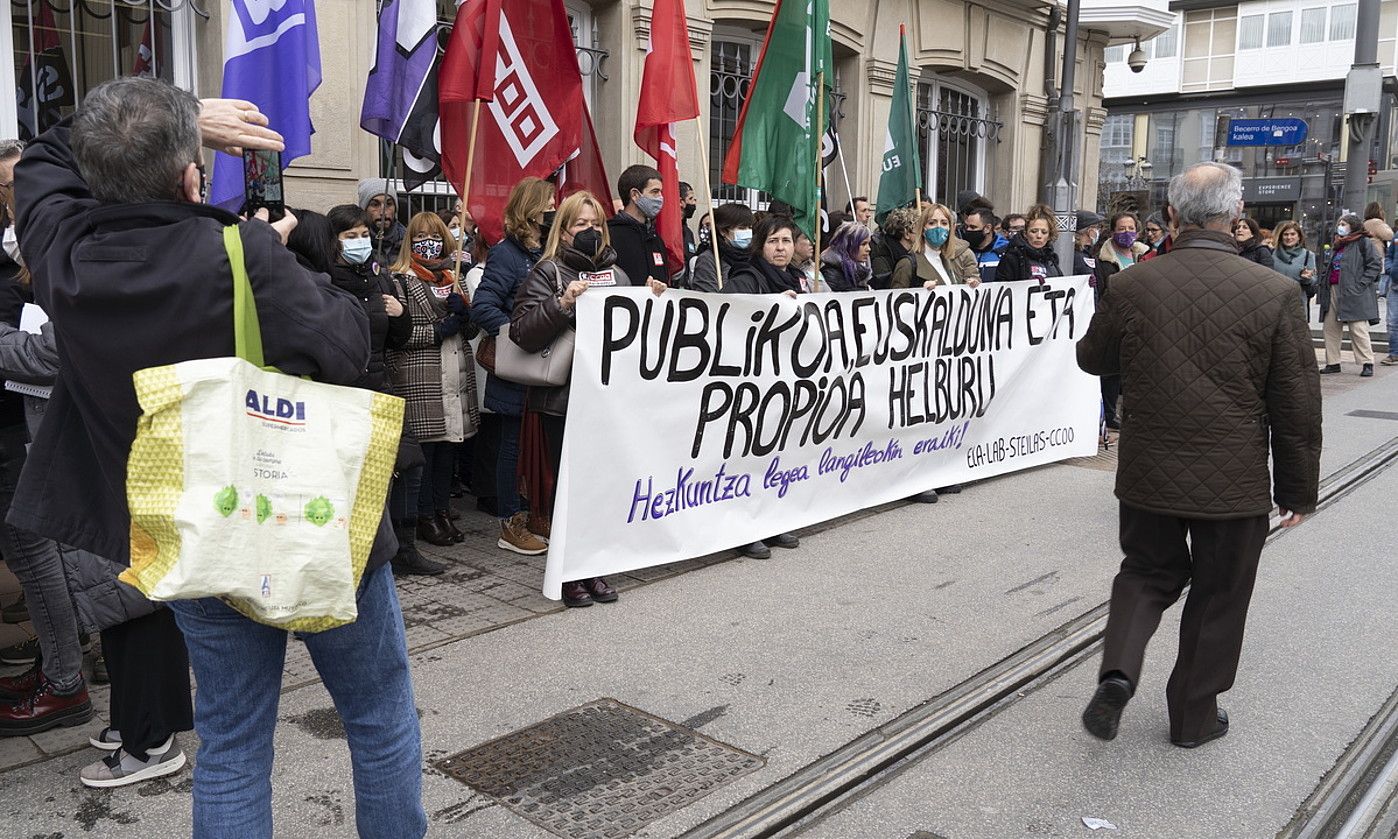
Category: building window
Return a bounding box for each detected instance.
[915,81,999,206]
[6,0,201,141]
[709,39,758,205]
[1238,15,1264,50]
[1299,7,1327,43]
[1266,12,1292,47]
[1153,25,1179,59]
[1329,3,1357,40]
[1104,44,1125,63]
[1182,8,1237,92]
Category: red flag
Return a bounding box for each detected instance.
[440,0,611,244]
[132,20,155,77]
[634,0,699,272]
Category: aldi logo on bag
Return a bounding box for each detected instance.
[245,389,307,428]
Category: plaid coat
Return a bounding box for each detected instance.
[387,273,480,443]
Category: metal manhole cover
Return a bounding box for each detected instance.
[434,698,764,839]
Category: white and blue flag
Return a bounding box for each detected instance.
[210,0,322,209]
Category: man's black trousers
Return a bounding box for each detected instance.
[1099,503,1270,743]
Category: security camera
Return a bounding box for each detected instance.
[1127,43,1147,73]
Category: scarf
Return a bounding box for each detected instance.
[410,255,456,289]
[1274,244,1307,265]
[754,256,804,295]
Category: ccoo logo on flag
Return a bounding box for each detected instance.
[488,14,560,169]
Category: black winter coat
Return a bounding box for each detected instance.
[724,256,805,295]
[607,212,669,286]
[818,252,872,292]
[329,260,411,394]
[994,234,1063,283]
[0,265,31,430]
[690,237,751,294]
[11,120,385,568]
[1237,239,1275,269]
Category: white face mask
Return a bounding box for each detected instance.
[449,226,462,241]
[3,226,21,267]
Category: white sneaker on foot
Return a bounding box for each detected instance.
[80,735,186,788]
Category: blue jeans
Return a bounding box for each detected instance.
[1388,283,1398,358]
[496,416,522,519]
[169,563,426,839]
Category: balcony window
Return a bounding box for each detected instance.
[1299,8,1326,44]
[1266,12,1292,47]
[1329,4,1356,40]
[1153,25,1179,59]
[1238,15,1264,50]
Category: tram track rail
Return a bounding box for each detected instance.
[678,435,1398,839]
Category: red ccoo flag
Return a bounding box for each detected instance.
[439,0,613,244]
[634,0,700,272]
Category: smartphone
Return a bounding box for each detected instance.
[242,149,284,221]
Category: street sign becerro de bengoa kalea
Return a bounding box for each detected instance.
[1226,118,1310,147]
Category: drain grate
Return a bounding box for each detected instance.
[434,698,764,839]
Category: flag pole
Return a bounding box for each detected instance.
[812,72,825,292]
[693,118,725,291]
[451,98,484,294]
[835,131,856,221]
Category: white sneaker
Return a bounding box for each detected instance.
[80,735,186,788]
[89,726,122,751]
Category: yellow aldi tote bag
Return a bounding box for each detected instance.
[119,226,404,632]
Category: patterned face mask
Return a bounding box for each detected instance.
[411,237,444,261]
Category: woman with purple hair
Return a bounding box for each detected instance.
[818,221,874,292]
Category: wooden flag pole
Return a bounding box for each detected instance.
[693,118,725,290]
[451,98,484,295]
[812,72,825,292]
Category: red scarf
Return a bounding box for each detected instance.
[409,255,456,289]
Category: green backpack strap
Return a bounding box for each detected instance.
[224,224,266,368]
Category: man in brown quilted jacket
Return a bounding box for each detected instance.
[1076,161,1322,749]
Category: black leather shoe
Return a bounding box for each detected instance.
[436,511,465,544]
[1172,709,1229,748]
[1360,363,1374,377]
[391,523,446,576]
[741,541,771,560]
[764,533,799,549]
[935,484,964,494]
[1082,676,1133,741]
[561,581,594,608]
[1320,364,1341,374]
[416,516,456,547]
[912,489,939,503]
[391,550,447,576]
[585,577,618,603]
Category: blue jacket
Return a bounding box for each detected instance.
[475,235,540,417]
[973,232,1009,283]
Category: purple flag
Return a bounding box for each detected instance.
[210,0,322,210]
[361,0,442,190]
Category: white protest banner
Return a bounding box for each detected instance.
[543,277,1100,598]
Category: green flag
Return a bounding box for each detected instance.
[721,0,833,239]
[876,27,922,224]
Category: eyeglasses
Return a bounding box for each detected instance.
[195,163,207,202]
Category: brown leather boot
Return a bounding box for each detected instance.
[498,512,548,556]
[528,512,551,542]
[0,662,41,700]
[561,581,593,608]
[585,577,618,603]
[0,674,93,736]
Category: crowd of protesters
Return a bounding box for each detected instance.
[0,77,1392,839]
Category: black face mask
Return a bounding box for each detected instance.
[698,228,711,247]
[961,226,988,248]
[683,203,696,221]
[539,211,557,238]
[572,228,602,257]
